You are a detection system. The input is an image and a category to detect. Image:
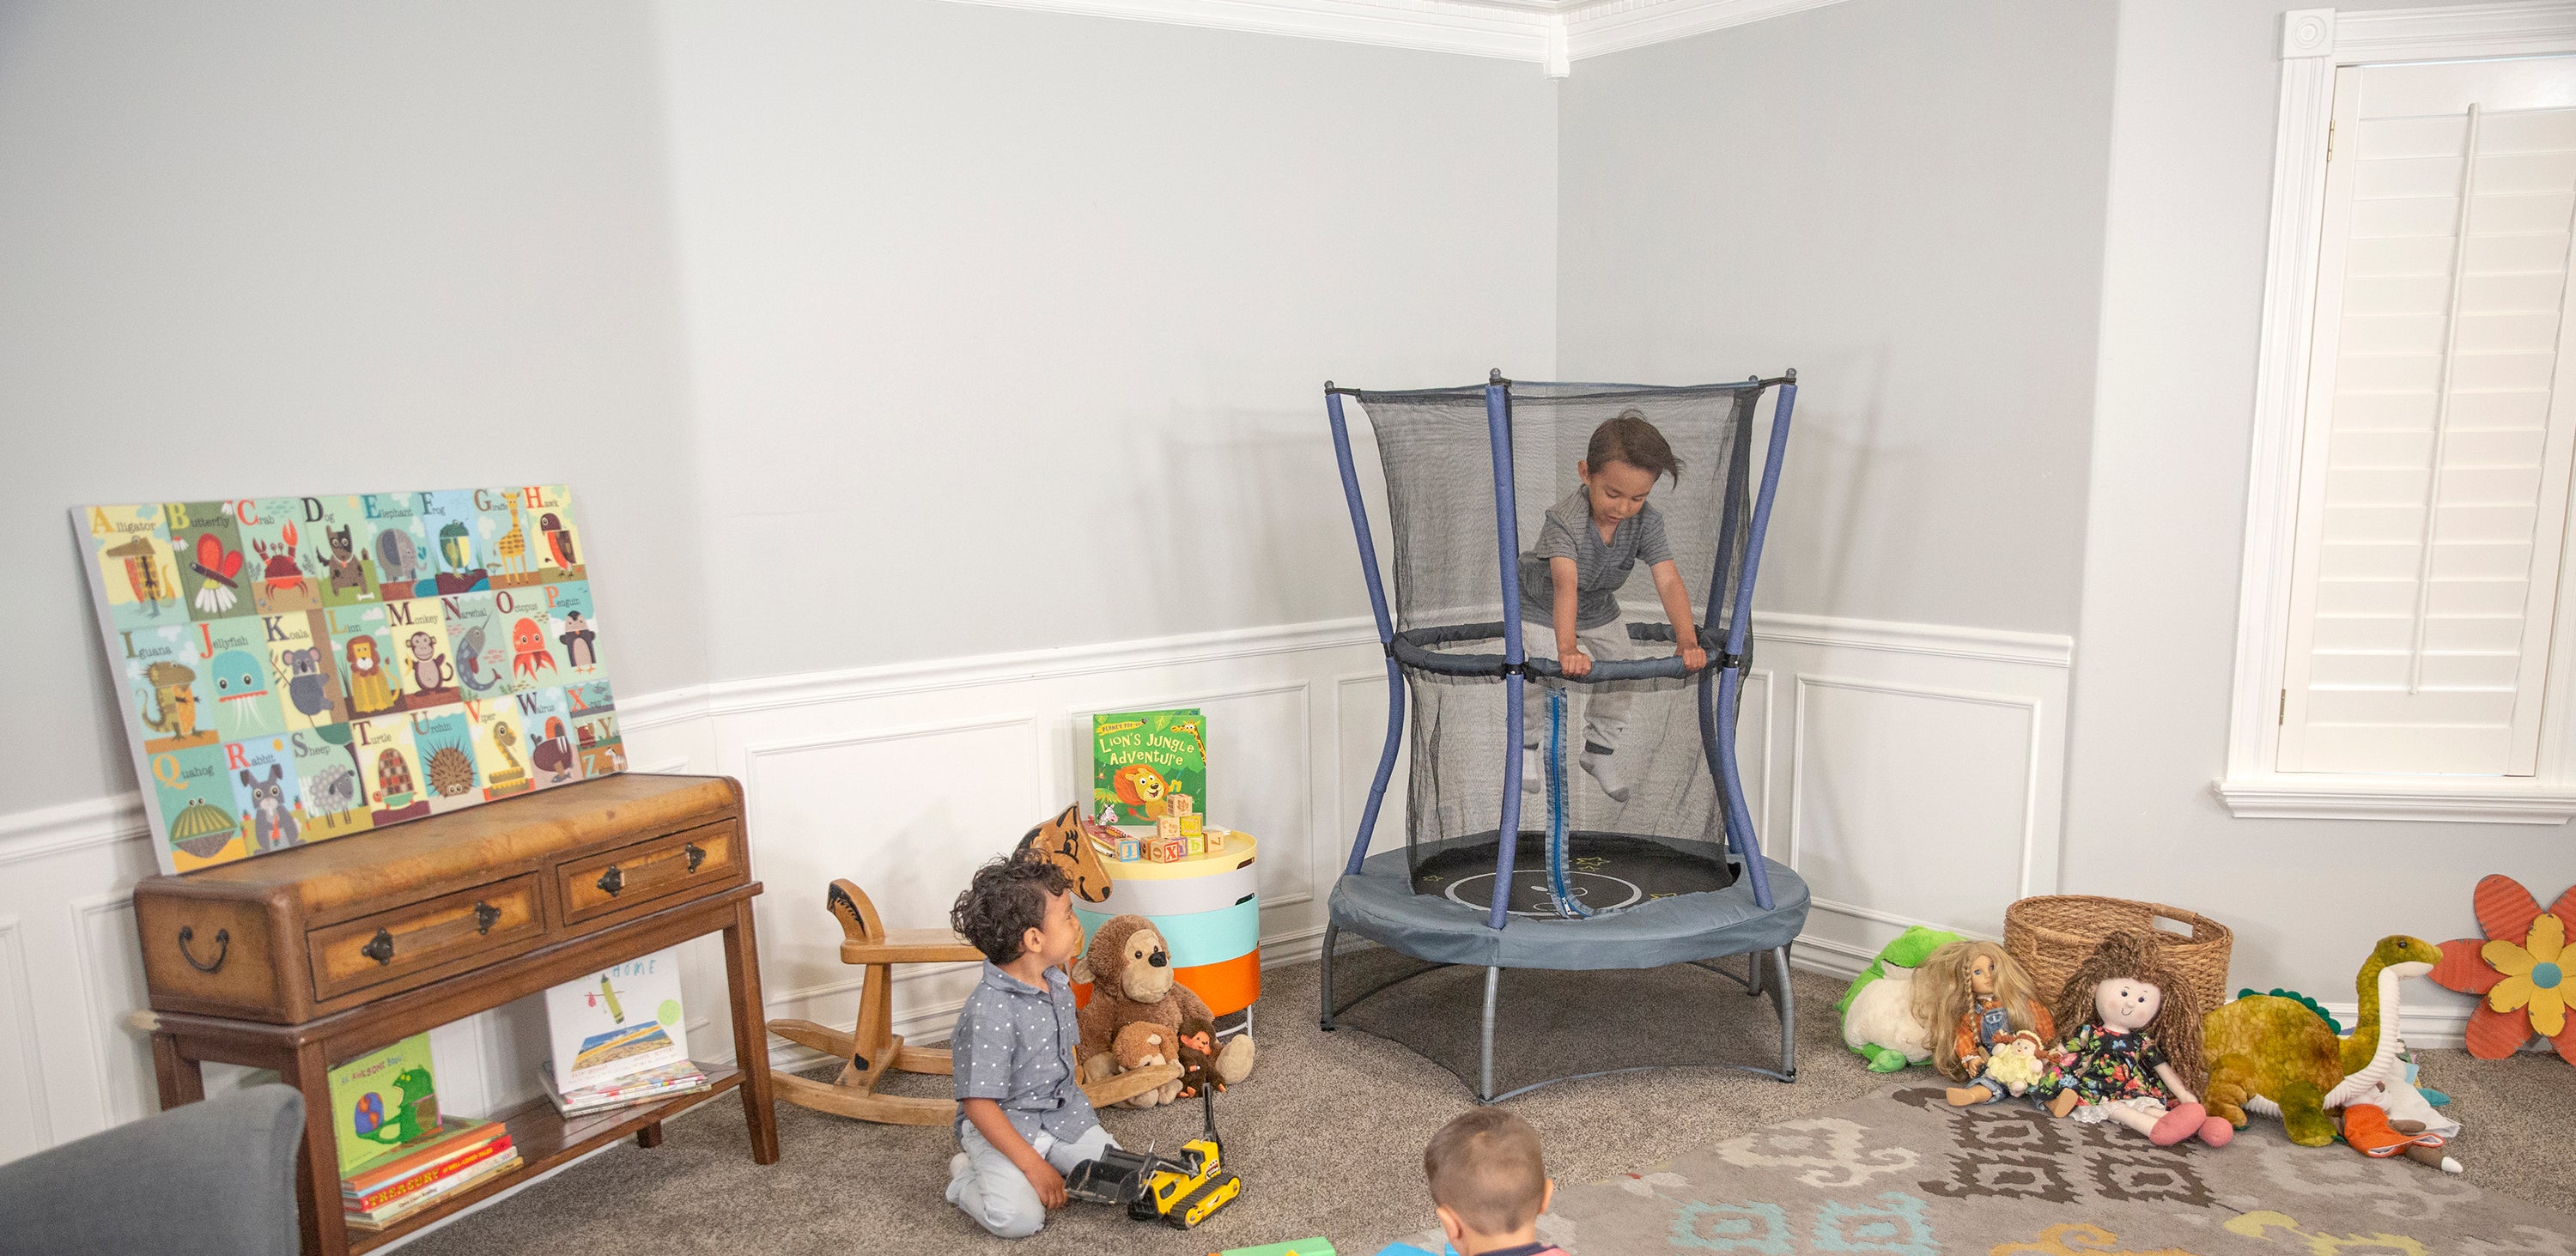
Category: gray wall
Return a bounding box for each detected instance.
[655,0,1560,678]
[2067,0,2574,1001]
[1554,0,2117,634]
[0,3,708,813]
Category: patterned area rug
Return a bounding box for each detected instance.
[1406,1084,2573,1255]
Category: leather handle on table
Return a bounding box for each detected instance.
[360,901,506,967]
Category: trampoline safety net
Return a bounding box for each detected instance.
[1352,380,1764,915]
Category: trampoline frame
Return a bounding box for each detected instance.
[1319,369,1804,1101]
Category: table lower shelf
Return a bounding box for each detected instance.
[346,1066,746,1253]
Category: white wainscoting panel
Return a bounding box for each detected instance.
[0,918,49,1161]
[0,610,2072,1167]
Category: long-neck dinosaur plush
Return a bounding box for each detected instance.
[2323,935,2439,1109]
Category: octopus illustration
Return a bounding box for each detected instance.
[509,617,556,680]
[344,636,401,716]
[209,649,272,733]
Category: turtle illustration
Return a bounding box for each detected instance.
[2202,935,2439,1144]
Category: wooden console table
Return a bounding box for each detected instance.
[131,774,779,1256]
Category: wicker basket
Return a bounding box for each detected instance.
[2004,895,2234,1012]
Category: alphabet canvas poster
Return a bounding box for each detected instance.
[73,487,624,875]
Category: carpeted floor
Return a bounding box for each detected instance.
[400,954,2576,1255]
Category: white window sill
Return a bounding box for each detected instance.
[2216,775,2576,824]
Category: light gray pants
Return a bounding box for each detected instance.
[948,1120,1120,1239]
[1522,612,1637,754]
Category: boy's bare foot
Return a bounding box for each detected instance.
[1945,1086,1994,1107]
[2049,1090,2081,1119]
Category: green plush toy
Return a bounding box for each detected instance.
[1838,925,1966,1072]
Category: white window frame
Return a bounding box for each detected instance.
[2223,3,2576,823]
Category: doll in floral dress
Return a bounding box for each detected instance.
[2030,931,2233,1147]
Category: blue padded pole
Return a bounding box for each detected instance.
[1485,375,1526,931]
[1712,379,1798,912]
[1327,388,1406,878]
[1698,387,1759,858]
[1546,689,1589,918]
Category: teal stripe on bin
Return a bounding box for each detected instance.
[1075,898,1258,968]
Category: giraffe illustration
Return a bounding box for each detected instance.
[493,497,530,579]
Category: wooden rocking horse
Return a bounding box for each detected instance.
[763,807,1181,1126]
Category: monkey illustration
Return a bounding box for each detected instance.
[405,631,454,696]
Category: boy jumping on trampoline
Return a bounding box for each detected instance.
[1520,409,1706,803]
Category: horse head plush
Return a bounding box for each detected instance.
[1015,805,1116,903]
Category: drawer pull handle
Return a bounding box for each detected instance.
[474,901,501,934]
[177,925,229,974]
[361,929,396,966]
[597,865,624,896]
[685,843,706,873]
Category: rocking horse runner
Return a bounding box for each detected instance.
[762,807,1182,1126]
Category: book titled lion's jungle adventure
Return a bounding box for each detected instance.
[326,1031,441,1176]
[1092,707,1206,829]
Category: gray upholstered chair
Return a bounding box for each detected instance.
[0,1083,304,1256]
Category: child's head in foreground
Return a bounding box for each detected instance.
[950,854,1078,969]
[1579,410,1682,526]
[1424,1107,1556,1253]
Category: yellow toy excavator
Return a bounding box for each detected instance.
[1065,1083,1243,1229]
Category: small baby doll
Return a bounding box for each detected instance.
[1982,1033,2049,1096]
[2030,931,2232,1147]
[1913,939,2055,1107]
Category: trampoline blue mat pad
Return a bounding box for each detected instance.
[1329,846,1808,971]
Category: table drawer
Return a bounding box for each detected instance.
[558,820,742,925]
[307,875,546,1003]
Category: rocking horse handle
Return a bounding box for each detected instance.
[176,925,229,974]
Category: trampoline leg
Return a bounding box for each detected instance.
[1747,951,1765,998]
[1320,923,1341,1031]
[1479,966,1501,1103]
[1769,946,1797,1082]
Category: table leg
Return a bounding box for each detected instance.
[152,1033,205,1111]
[289,1041,350,1256]
[723,901,781,1164]
[635,1121,665,1149]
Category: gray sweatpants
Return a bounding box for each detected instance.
[948,1120,1120,1239]
[1522,611,1637,754]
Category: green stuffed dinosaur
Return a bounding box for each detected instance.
[1838,925,1965,1072]
[362,1067,440,1148]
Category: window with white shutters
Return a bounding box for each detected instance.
[2275,56,2576,778]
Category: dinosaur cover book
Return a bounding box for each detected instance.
[327,1031,441,1177]
[70,487,624,876]
[1092,708,1207,829]
[544,947,690,1093]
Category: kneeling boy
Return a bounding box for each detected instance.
[945,856,1121,1238]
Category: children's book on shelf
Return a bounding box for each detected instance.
[326,1032,441,1176]
[1093,708,1207,829]
[339,1113,515,1230]
[544,947,689,1093]
[539,1058,711,1117]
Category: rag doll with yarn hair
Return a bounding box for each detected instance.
[2030,930,2233,1147]
[1912,939,2055,1107]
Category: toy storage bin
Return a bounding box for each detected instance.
[2005,895,2233,1011]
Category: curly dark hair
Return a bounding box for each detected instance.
[951,855,1070,964]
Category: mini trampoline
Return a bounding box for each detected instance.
[1319,371,1810,1101]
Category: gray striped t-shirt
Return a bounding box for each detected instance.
[1519,488,1674,629]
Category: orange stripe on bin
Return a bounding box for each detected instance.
[1074,949,1261,1018]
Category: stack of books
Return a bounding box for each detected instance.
[341,1117,520,1233]
[539,1058,712,1117]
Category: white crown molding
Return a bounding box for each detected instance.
[935,0,1854,75]
[2215,775,2576,824]
[1562,0,1845,60]
[2333,1,2576,63]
